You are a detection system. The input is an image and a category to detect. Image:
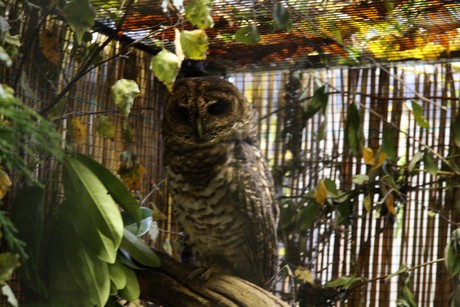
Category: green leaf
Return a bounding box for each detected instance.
[345,103,361,156]
[352,174,369,185]
[386,265,409,281]
[411,100,430,129]
[117,263,140,301]
[74,153,141,224]
[180,29,209,60]
[95,115,115,139]
[423,152,438,176]
[381,128,397,160]
[323,178,338,196]
[62,0,96,44]
[10,184,47,295]
[122,207,153,237]
[408,151,422,173]
[121,229,160,267]
[150,49,181,91]
[48,210,110,306]
[305,85,328,120]
[454,110,460,149]
[0,253,20,285]
[111,79,140,117]
[273,3,292,32]
[445,238,460,277]
[63,156,124,263]
[185,0,214,29]
[234,24,260,45]
[325,274,358,289]
[297,201,321,229]
[108,258,127,291]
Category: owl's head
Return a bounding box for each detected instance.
[163,77,256,146]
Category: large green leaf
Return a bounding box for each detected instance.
[63,155,124,263]
[48,210,110,306]
[75,153,141,224]
[10,184,47,295]
[121,229,160,267]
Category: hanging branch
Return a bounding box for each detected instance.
[40,0,137,116]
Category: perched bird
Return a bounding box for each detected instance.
[162,77,279,287]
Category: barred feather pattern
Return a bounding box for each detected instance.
[162,77,278,287]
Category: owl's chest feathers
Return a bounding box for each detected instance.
[166,141,251,254]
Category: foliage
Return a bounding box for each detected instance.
[274,70,458,305]
[10,154,159,305]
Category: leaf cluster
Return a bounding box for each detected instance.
[10,153,159,305]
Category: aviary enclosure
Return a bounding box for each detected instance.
[1,0,460,306]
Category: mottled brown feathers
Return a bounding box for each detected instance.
[162,77,278,287]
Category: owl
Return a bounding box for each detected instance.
[162,76,279,288]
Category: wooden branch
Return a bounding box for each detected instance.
[137,252,289,307]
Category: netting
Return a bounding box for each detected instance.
[2,4,459,305]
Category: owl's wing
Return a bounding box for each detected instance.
[234,142,279,286]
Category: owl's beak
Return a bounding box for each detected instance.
[196,118,204,139]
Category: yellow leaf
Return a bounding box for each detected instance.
[70,118,86,145]
[295,267,314,283]
[314,180,327,206]
[374,151,387,169]
[362,147,375,165]
[0,169,12,200]
[363,195,372,213]
[385,193,396,216]
[39,29,62,66]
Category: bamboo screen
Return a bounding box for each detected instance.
[232,66,458,306]
[4,12,460,305]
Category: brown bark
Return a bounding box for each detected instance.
[137,253,289,307]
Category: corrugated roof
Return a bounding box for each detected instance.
[93,0,460,72]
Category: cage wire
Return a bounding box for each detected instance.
[2,5,460,306]
[231,65,457,306]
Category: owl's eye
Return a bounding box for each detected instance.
[207,100,231,115]
[174,106,189,121]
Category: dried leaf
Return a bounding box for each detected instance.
[294,267,313,283]
[0,169,11,200]
[314,180,327,206]
[39,29,61,66]
[70,118,86,145]
[362,147,375,165]
[385,193,396,216]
